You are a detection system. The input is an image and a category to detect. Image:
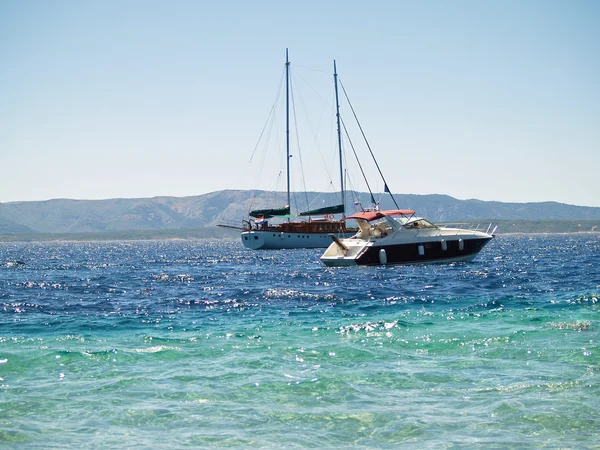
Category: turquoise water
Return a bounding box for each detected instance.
[1,235,599,448]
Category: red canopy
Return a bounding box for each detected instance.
[346,209,415,221]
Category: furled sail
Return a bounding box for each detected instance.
[298,204,345,217]
[249,206,291,219]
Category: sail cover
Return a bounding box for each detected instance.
[298,204,345,217]
[249,206,291,219]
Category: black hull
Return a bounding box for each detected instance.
[355,237,493,265]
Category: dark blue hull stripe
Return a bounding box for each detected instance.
[356,237,493,265]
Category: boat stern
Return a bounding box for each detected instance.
[241,231,266,250]
[320,235,366,266]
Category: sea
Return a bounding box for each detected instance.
[1,234,599,449]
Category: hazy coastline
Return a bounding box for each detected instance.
[1,221,599,243]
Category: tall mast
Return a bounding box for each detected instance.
[333,60,345,216]
[285,48,291,210]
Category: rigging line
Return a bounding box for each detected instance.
[295,66,338,190]
[248,103,275,163]
[295,70,333,185]
[286,64,339,202]
[338,78,400,209]
[251,86,285,195]
[341,171,361,212]
[297,80,338,207]
[292,66,339,189]
[251,117,270,190]
[289,68,310,212]
[324,88,338,187]
[342,155,365,212]
[291,63,328,73]
[290,73,336,197]
[252,102,280,191]
[291,191,303,218]
[249,68,286,162]
[293,68,330,107]
[250,64,287,198]
[340,116,377,208]
[299,68,343,195]
[245,69,286,193]
[274,170,284,196]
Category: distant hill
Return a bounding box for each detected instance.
[1,189,600,235]
[0,217,35,234]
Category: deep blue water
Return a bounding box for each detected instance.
[1,234,599,448]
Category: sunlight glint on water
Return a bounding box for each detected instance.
[1,235,599,448]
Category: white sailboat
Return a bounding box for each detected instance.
[240,50,356,250]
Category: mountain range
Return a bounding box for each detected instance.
[1,189,600,235]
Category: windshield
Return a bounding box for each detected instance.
[404,218,437,229]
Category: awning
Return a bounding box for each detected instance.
[346,209,415,222]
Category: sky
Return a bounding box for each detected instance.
[1,0,599,207]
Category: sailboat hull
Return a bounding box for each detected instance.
[242,230,356,250]
[238,52,353,252]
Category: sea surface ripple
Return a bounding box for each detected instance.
[1,234,599,448]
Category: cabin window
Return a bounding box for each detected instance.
[254,236,258,240]
[244,237,248,240]
[406,219,437,230]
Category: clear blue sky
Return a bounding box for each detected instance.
[1,0,599,206]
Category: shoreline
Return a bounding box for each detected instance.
[1,230,598,244]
